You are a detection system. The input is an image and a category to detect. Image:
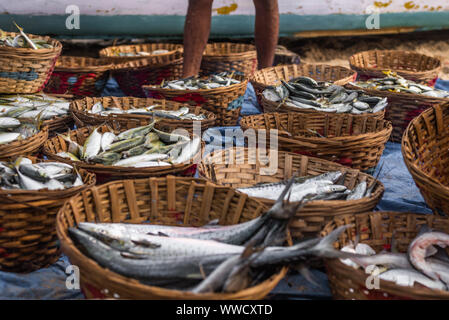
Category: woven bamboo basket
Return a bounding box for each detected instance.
[0,125,48,161]
[240,112,392,172]
[323,211,449,300]
[200,43,257,76]
[198,147,384,239]
[273,45,301,66]
[143,75,247,126]
[251,64,357,107]
[349,50,441,86]
[0,161,95,273]
[112,51,184,97]
[402,102,449,216]
[346,83,449,142]
[0,32,62,94]
[44,56,113,97]
[99,43,183,63]
[260,94,385,120]
[70,96,216,135]
[43,125,200,183]
[56,176,287,299]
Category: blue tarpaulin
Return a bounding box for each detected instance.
[0,78,438,299]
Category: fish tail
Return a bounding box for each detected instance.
[309,225,354,259]
[265,176,297,220]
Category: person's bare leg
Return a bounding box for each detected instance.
[183,0,214,77]
[253,0,279,69]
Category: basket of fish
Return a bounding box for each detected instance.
[261,76,387,119]
[0,116,48,161]
[251,64,356,106]
[143,73,247,126]
[0,25,62,93]
[43,122,201,183]
[199,147,384,239]
[112,51,183,98]
[70,96,216,135]
[99,43,183,63]
[44,56,113,97]
[349,50,441,86]
[348,72,449,142]
[0,157,95,272]
[200,43,257,76]
[0,93,73,136]
[240,112,392,172]
[402,102,449,216]
[323,211,449,300]
[56,175,353,299]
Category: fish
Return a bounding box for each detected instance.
[171,136,200,164]
[105,136,145,153]
[158,73,240,91]
[378,269,446,291]
[0,117,21,129]
[100,132,117,152]
[68,223,351,286]
[117,122,155,140]
[56,152,80,161]
[346,180,367,200]
[409,231,449,285]
[0,132,21,144]
[113,153,169,167]
[82,128,102,160]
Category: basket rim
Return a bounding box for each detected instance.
[112,55,183,71]
[70,96,217,123]
[56,176,288,299]
[199,147,384,206]
[99,43,183,58]
[323,211,449,299]
[241,112,393,141]
[0,31,62,54]
[203,42,257,58]
[349,49,442,75]
[401,103,449,192]
[0,167,95,197]
[0,125,48,152]
[345,83,449,102]
[143,76,248,95]
[250,63,357,87]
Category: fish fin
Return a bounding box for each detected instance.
[120,252,149,260]
[310,225,353,258]
[204,219,220,227]
[265,176,297,219]
[295,263,322,288]
[145,232,168,238]
[130,239,161,249]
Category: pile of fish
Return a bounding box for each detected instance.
[0,24,53,49]
[0,157,83,191]
[0,94,70,145]
[341,226,449,291]
[263,76,388,114]
[69,179,355,292]
[350,72,449,98]
[237,171,373,202]
[88,103,206,121]
[156,72,241,90]
[56,122,200,167]
[114,49,170,57]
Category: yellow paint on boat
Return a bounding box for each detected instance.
[214,3,238,15]
[373,0,392,8]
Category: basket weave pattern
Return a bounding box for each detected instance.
[402,102,449,216]
[201,43,257,76]
[70,96,216,134]
[112,51,184,97]
[349,50,441,86]
[56,176,287,299]
[322,211,449,300]
[99,43,183,63]
[0,125,48,161]
[251,64,357,107]
[0,167,95,272]
[143,75,247,126]
[0,32,62,93]
[45,56,112,97]
[240,112,392,171]
[198,148,384,238]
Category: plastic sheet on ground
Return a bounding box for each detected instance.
[0,79,436,299]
